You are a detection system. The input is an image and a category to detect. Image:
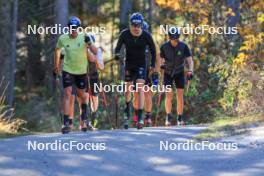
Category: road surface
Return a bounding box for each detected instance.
[0,126,263,176]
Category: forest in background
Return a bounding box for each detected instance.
[0,0,263,133]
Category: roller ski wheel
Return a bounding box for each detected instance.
[69,120,74,130]
[124,119,129,129]
[137,120,144,130]
[79,118,87,132]
[165,114,173,127]
[177,120,186,126]
[177,116,186,127]
[86,120,97,131]
[144,118,152,127]
[61,125,71,134]
[132,115,138,128]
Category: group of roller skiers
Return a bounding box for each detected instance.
[53,12,194,134]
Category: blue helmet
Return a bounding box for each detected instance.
[68,16,81,27]
[142,21,149,31]
[130,12,144,25]
[168,26,180,39]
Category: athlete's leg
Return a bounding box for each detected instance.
[135,67,146,129]
[69,94,75,128]
[144,90,152,113]
[132,92,139,124]
[69,86,77,128]
[90,95,99,112]
[124,69,134,121]
[133,92,139,110]
[75,74,92,131]
[61,71,74,133]
[63,86,72,120]
[144,89,152,126]
[125,81,133,119]
[136,78,145,128]
[89,78,99,112]
[76,88,87,119]
[164,73,173,126]
[175,72,185,125]
[176,88,184,116]
[165,90,172,114]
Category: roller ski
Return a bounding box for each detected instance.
[61,118,71,134]
[61,125,71,134]
[177,115,186,126]
[124,103,132,130]
[79,118,97,132]
[165,114,173,127]
[131,115,138,127]
[144,113,152,127]
[124,119,129,129]
[137,119,144,129]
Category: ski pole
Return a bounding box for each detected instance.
[186,79,190,94]
[155,92,162,126]
[53,72,63,124]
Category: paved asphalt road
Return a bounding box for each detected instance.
[0,126,263,176]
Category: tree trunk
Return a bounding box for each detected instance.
[8,0,18,106]
[148,0,153,32]
[226,0,240,30]
[119,0,131,31]
[0,0,12,105]
[46,0,68,94]
[226,0,240,54]
[55,0,68,27]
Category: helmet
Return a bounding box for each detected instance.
[142,21,149,31]
[130,12,144,25]
[68,16,81,27]
[168,26,180,39]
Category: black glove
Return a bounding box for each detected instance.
[114,53,121,61]
[186,71,193,80]
[152,72,159,86]
[160,64,166,70]
[84,34,92,45]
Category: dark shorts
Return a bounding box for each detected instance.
[125,66,146,82]
[164,72,185,89]
[87,76,99,96]
[62,71,87,89]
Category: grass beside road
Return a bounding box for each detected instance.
[194,113,264,141]
[0,118,32,139]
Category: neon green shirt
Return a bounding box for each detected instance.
[56,33,88,74]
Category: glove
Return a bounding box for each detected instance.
[152,72,159,86]
[160,64,166,70]
[84,34,94,45]
[186,71,193,80]
[52,69,60,83]
[114,53,121,61]
[53,66,60,77]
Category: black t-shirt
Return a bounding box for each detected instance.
[160,41,191,74]
[115,29,156,69]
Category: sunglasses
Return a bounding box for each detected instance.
[131,24,141,28]
[69,25,79,31]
